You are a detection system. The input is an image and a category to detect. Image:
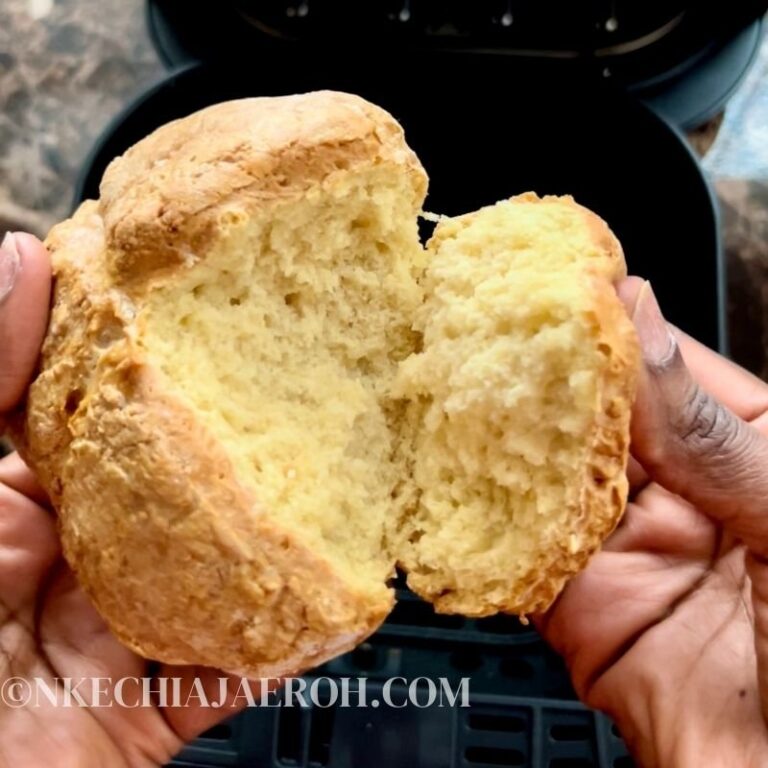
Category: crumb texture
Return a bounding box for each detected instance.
[393,195,638,615]
[142,165,425,589]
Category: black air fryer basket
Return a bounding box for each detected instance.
[71,3,767,766]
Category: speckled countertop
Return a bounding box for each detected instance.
[1,0,767,377]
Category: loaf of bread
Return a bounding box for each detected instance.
[10,92,638,677]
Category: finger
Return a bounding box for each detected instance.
[0,452,50,506]
[626,455,649,495]
[619,275,768,501]
[36,562,187,766]
[627,280,768,548]
[0,232,51,417]
[604,483,715,557]
[617,276,768,428]
[0,482,59,614]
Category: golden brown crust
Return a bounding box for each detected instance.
[505,197,637,615]
[99,91,426,289]
[9,92,418,677]
[480,277,638,617]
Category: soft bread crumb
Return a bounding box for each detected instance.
[142,165,425,598]
[393,195,637,616]
[145,191,637,619]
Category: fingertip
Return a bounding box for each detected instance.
[615,275,646,316]
[14,232,52,278]
[0,452,50,506]
[0,232,52,412]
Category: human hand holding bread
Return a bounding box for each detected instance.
[2,92,768,767]
[1,233,272,767]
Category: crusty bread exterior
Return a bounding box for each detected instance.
[98,93,427,290]
[9,92,426,677]
[502,269,639,616]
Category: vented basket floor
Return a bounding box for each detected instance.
[167,585,633,768]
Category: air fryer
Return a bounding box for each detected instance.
[146,0,767,128]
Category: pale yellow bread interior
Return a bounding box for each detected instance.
[144,189,637,618]
[393,195,639,615]
[142,165,426,607]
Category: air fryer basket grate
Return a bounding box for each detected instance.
[170,687,635,767]
[169,587,633,768]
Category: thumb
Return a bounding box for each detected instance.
[623,279,768,725]
[625,280,768,550]
[0,232,51,417]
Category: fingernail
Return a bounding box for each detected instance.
[0,232,21,307]
[633,281,675,366]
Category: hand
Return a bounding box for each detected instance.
[537,277,768,768]
[0,233,268,768]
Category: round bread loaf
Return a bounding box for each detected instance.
[10,92,639,677]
